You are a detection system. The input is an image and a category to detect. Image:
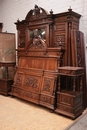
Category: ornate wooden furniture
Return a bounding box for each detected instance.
[11,5,86,113]
[55,66,84,119]
[12,42,64,109]
[0,62,16,96]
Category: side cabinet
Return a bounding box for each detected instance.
[0,62,15,96]
[55,66,84,119]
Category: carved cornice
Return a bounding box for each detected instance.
[25,5,48,20]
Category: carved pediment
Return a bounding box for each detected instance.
[25,5,48,20]
[25,36,47,51]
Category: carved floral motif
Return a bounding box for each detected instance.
[14,88,39,100]
[40,95,51,103]
[43,78,51,92]
[16,73,23,86]
[24,76,38,88]
[76,32,82,67]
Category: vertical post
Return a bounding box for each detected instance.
[73,76,76,94]
[80,75,83,92]
[68,22,72,66]
[58,75,60,92]
[5,66,8,79]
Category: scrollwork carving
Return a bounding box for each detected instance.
[25,5,48,20]
[24,76,38,88]
[43,78,51,92]
[16,73,23,86]
[76,32,82,67]
[27,36,47,50]
[24,91,39,99]
[40,95,51,103]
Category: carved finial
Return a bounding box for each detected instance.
[68,6,72,12]
[17,18,20,22]
[34,4,40,17]
[50,9,53,15]
[35,4,38,9]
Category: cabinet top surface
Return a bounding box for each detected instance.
[58,66,84,76]
[58,66,84,71]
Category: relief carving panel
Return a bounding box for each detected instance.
[23,75,40,92]
[15,73,23,86]
[43,78,52,92]
[40,95,51,103]
[76,32,82,67]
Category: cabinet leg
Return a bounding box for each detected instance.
[50,109,54,113]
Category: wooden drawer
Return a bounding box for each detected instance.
[12,87,40,104]
[40,94,55,109]
[57,103,73,113]
[57,92,83,107]
[55,103,83,119]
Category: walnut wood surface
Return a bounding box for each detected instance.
[11,5,86,116]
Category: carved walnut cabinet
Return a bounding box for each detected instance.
[11,5,86,114]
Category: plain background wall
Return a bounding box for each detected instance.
[0,0,87,66]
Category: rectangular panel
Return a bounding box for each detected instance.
[41,76,55,95]
[13,87,39,104]
[23,74,42,92]
[0,32,15,62]
[57,92,73,107]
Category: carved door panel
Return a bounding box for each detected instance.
[14,72,23,87]
[41,76,55,95]
[12,68,43,104]
[39,75,57,109]
[23,74,42,92]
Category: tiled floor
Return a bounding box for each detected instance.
[0,94,74,130]
[65,109,87,130]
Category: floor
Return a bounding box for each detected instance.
[65,110,87,130]
[0,94,86,130]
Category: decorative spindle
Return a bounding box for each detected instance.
[73,77,76,94]
[58,76,60,92]
[68,6,72,12]
[80,76,83,92]
[5,66,8,78]
[50,9,53,15]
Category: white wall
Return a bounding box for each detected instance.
[0,0,87,64]
[0,0,2,21]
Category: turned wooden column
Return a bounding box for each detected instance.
[0,23,3,32]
